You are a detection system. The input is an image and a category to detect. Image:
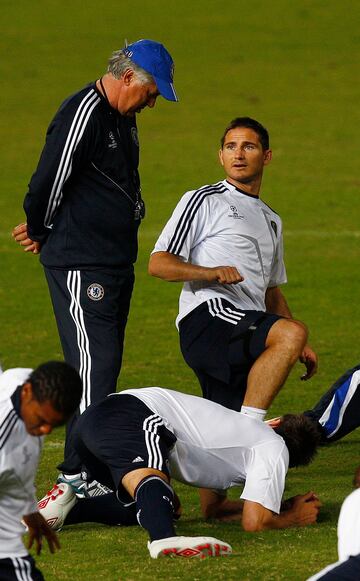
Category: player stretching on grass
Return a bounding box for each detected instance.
[38,387,321,559]
[0,362,82,580]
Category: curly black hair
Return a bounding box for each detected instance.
[28,361,82,417]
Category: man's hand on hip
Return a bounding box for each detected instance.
[12,223,41,254]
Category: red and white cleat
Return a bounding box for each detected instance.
[38,483,77,531]
[148,536,232,559]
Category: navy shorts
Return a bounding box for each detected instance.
[180,298,282,411]
[309,555,360,580]
[72,394,177,503]
[0,556,44,581]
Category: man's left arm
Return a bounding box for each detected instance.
[200,489,244,522]
[265,286,318,380]
[241,491,321,531]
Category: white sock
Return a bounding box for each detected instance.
[240,406,267,422]
[62,473,82,481]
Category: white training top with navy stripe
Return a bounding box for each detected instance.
[152,180,287,327]
[337,488,360,561]
[0,368,43,559]
[119,387,288,514]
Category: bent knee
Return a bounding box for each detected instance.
[242,516,263,532]
[268,318,308,350]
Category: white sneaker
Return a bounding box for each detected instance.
[148,536,232,559]
[57,473,112,499]
[38,483,77,531]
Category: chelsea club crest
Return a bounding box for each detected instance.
[87,283,104,301]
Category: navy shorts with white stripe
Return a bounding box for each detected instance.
[71,394,176,503]
[0,556,44,581]
[180,298,282,411]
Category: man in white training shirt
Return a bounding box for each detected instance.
[149,116,319,518]
[149,116,318,421]
[0,362,82,580]
[39,387,321,559]
[307,466,360,580]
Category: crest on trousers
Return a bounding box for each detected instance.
[87,283,104,301]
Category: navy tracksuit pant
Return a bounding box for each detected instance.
[44,266,134,474]
[304,364,360,443]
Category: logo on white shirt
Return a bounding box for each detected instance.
[228,205,245,220]
[22,445,31,465]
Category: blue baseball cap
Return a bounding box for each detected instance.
[123,39,178,102]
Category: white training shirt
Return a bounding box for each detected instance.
[152,180,287,327]
[0,368,43,559]
[337,487,360,560]
[119,387,289,514]
[306,487,360,581]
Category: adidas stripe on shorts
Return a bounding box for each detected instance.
[72,394,177,503]
[0,556,44,581]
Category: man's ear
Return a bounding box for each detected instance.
[21,381,34,402]
[263,149,272,165]
[265,416,282,429]
[122,68,135,86]
[218,149,224,166]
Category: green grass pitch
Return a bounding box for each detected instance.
[1,1,360,579]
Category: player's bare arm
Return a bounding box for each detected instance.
[149,251,244,284]
[241,492,321,531]
[200,489,244,522]
[265,286,318,380]
[23,512,60,555]
[12,223,41,254]
[265,286,293,318]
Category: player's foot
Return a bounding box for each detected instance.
[148,536,232,559]
[38,483,77,531]
[57,473,112,499]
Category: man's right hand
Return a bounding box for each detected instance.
[12,223,41,254]
[287,491,321,526]
[205,266,244,285]
[149,251,243,284]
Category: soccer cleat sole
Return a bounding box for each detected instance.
[159,541,232,558]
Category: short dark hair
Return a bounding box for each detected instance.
[220,117,270,150]
[28,361,82,417]
[273,414,321,468]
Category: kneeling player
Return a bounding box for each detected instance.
[39,387,321,558]
[0,362,82,580]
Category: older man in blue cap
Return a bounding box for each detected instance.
[12,39,178,497]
